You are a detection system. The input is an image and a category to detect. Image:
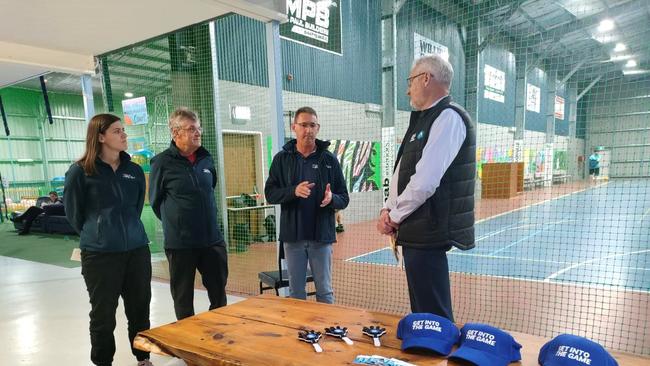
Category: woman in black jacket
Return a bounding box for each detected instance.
[64,114,152,366]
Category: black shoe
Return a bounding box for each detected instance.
[336,224,345,233]
[18,230,29,235]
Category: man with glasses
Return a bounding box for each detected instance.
[376,55,476,321]
[265,106,349,303]
[150,107,228,320]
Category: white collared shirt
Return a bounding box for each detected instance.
[385,96,467,224]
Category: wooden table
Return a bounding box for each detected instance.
[134,295,649,366]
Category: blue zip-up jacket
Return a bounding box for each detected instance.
[64,152,149,252]
[149,141,225,249]
[265,139,349,243]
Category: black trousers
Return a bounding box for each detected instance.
[402,246,454,322]
[165,245,229,320]
[16,206,44,233]
[81,246,152,366]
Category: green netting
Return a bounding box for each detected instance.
[1,0,648,356]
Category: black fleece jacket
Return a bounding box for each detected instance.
[265,139,349,243]
[149,141,225,249]
[64,152,149,252]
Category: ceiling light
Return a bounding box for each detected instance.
[613,43,626,52]
[608,54,633,62]
[124,92,134,98]
[598,19,615,32]
[623,69,649,76]
[592,33,617,44]
[625,60,637,68]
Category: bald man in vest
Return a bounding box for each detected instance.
[377,54,476,321]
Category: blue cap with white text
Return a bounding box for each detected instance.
[539,334,618,366]
[396,313,460,355]
[449,323,522,366]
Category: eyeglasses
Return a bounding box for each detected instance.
[180,126,203,134]
[295,122,320,129]
[407,72,429,87]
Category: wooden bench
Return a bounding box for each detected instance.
[552,174,571,184]
[134,295,649,366]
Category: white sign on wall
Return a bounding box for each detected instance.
[526,83,541,113]
[554,96,565,119]
[513,139,524,162]
[381,127,395,203]
[484,64,505,103]
[544,143,554,186]
[414,33,449,61]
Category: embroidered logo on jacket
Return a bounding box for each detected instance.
[203,169,211,174]
[122,173,136,180]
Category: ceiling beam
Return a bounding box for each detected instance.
[577,75,602,101]
[109,60,170,74]
[0,41,94,76]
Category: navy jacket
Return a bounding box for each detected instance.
[265,139,349,243]
[64,152,149,252]
[149,141,225,249]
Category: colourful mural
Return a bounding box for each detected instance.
[476,145,514,178]
[328,140,381,192]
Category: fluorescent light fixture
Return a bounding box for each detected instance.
[124,92,134,98]
[625,60,637,68]
[605,55,634,62]
[16,158,34,163]
[608,54,634,62]
[592,33,617,44]
[623,69,650,76]
[613,43,626,52]
[230,105,251,124]
[598,19,615,32]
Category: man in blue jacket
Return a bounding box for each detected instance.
[265,106,349,303]
[149,107,228,320]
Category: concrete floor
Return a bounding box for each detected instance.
[0,255,242,366]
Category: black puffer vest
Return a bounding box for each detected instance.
[395,96,476,250]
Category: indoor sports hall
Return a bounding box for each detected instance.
[0,0,648,365]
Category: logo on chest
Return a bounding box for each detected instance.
[409,130,426,143]
[122,173,136,180]
[203,168,211,174]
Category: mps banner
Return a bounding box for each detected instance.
[281,0,343,55]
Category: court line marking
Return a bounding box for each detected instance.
[474,181,611,224]
[487,219,577,256]
[346,248,650,294]
[449,220,533,253]
[344,246,391,262]
[348,247,648,274]
[449,272,650,295]
[349,247,573,266]
[544,249,650,282]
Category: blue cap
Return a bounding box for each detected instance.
[539,334,618,366]
[396,313,459,355]
[449,323,522,366]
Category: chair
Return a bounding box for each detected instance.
[258,241,316,297]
